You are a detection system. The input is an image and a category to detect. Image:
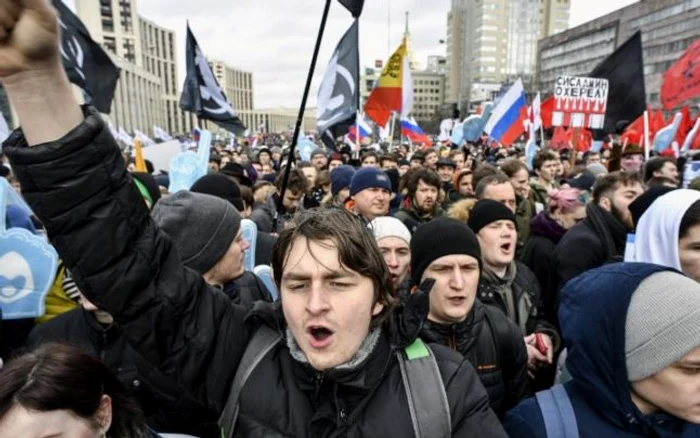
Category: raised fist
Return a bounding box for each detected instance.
[0,0,59,78]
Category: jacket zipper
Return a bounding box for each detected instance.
[314,372,325,400]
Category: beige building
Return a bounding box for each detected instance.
[140,17,186,136]
[412,71,445,128]
[110,58,166,134]
[446,0,569,109]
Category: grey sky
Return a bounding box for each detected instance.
[68,0,640,109]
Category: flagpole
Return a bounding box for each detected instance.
[275,0,332,229]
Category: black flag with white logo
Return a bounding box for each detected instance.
[52,0,120,114]
[317,20,359,149]
[179,24,246,135]
[338,0,364,18]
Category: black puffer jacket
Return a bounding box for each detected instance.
[26,307,219,437]
[421,300,530,418]
[5,107,507,438]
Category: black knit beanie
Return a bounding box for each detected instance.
[410,217,482,285]
[191,173,245,212]
[467,199,517,235]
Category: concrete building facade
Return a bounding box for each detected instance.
[446,0,569,108]
[536,0,700,109]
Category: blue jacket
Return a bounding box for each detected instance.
[503,263,700,438]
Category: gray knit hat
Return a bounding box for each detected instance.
[626,271,700,381]
[152,191,241,275]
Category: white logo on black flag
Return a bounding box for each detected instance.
[317,20,359,149]
[51,0,120,114]
[338,0,365,18]
[180,24,246,135]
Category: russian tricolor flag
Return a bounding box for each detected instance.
[400,117,432,146]
[347,113,372,143]
[484,79,528,147]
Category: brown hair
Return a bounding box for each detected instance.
[591,171,644,204]
[240,185,254,210]
[472,163,499,190]
[406,168,441,200]
[316,170,331,188]
[274,167,307,194]
[0,343,147,438]
[533,151,558,171]
[453,169,473,192]
[272,208,396,330]
[475,172,511,200]
[500,159,528,178]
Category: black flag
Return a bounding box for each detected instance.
[52,0,120,114]
[589,31,646,134]
[317,20,359,149]
[338,0,364,18]
[179,25,246,135]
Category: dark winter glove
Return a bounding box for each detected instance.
[392,279,435,348]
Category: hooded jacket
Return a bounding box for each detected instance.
[626,189,700,270]
[421,300,530,419]
[5,106,507,438]
[503,263,700,438]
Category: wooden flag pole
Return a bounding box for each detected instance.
[275,0,332,229]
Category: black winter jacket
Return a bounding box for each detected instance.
[421,300,530,418]
[222,271,273,307]
[553,203,628,291]
[477,262,560,352]
[250,193,297,233]
[26,308,220,437]
[5,107,507,438]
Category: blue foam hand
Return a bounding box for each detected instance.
[525,123,538,171]
[451,123,464,146]
[254,265,279,301]
[462,115,482,143]
[0,179,58,320]
[240,219,257,272]
[169,151,201,193]
[196,130,213,177]
[653,112,682,153]
[298,134,317,162]
[682,117,700,156]
[479,102,493,133]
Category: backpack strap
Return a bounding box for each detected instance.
[218,325,281,438]
[397,338,451,438]
[535,384,579,438]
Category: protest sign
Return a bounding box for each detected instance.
[552,75,609,129]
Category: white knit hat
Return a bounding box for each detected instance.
[368,217,411,245]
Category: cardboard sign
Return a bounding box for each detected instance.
[141,140,184,173]
[0,179,58,319]
[552,76,609,129]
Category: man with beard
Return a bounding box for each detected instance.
[251,168,307,233]
[395,168,445,233]
[555,171,645,290]
[346,167,391,222]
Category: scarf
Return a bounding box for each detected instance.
[286,328,382,371]
[530,212,567,244]
[586,203,628,263]
[482,262,518,321]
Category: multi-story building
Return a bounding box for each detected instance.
[426,56,447,74]
[536,0,700,109]
[110,59,166,134]
[140,17,186,136]
[412,71,446,128]
[446,0,569,109]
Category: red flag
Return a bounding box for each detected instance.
[661,37,700,110]
[575,129,593,152]
[541,97,555,129]
[675,106,692,146]
[550,126,572,150]
[620,107,649,145]
[651,110,666,138]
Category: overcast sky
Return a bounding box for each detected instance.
[68,0,639,109]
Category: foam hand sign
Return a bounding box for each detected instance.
[298,134,317,162]
[0,179,58,319]
[590,140,604,153]
[653,112,682,153]
[254,265,279,301]
[450,123,464,146]
[240,219,257,272]
[169,130,212,193]
[681,117,700,156]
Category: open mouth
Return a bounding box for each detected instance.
[307,325,334,349]
[448,297,466,305]
[500,242,512,252]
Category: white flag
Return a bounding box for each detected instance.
[532,92,542,131]
[153,126,173,142]
[118,127,133,146]
[135,129,156,147]
[401,55,414,118]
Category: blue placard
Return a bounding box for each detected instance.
[169,130,213,193]
[254,265,278,301]
[240,219,257,272]
[0,179,58,319]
